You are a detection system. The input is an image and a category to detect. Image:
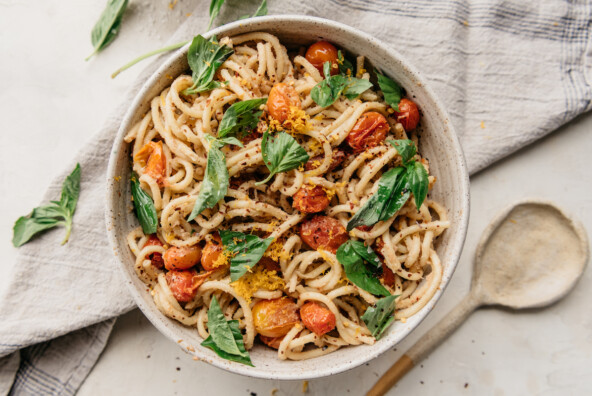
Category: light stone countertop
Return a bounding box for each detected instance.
[1,1,591,395]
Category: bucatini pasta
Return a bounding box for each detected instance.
[124,33,449,363]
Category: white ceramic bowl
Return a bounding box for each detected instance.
[105,15,470,380]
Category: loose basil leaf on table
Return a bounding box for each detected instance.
[256,130,310,185]
[220,230,274,281]
[387,139,416,164]
[336,240,390,297]
[218,98,267,139]
[86,0,129,60]
[131,171,158,235]
[311,62,373,107]
[361,294,398,340]
[376,72,404,112]
[183,35,234,95]
[251,0,268,17]
[406,161,429,209]
[208,0,226,30]
[201,296,254,366]
[12,163,81,247]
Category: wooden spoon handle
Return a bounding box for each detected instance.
[367,294,481,396]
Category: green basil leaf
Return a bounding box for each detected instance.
[361,294,398,340]
[60,162,81,215]
[220,230,274,281]
[208,0,225,30]
[188,144,229,221]
[349,240,382,269]
[86,0,129,60]
[406,161,429,210]
[347,167,409,231]
[336,240,390,297]
[202,321,254,366]
[216,136,244,148]
[183,35,234,95]
[337,50,354,75]
[377,72,403,112]
[387,140,416,164]
[252,0,268,17]
[218,98,267,139]
[131,172,158,234]
[12,216,61,248]
[343,78,373,100]
[311,61,373,107]
[256,130,309,185]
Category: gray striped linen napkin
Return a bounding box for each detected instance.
[2,0,591,394]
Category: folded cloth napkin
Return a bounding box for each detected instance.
[2,0,591,394]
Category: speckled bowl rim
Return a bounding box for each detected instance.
[106,15,470,380]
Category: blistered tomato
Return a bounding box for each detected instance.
[164,245,202,271]
[394,99,420,131]
[134,141,167,186]
[267,83,301,123]
[292,185,330,214]
[300,216,348,253]
[300,301,336,336]
[165,270,210,303]
[252,297,300,337]
[305,41,339,75]
[144,234,164,269]
[346,112,389,151]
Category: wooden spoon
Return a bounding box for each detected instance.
[367,199,589,396]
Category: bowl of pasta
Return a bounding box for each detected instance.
[106,15,469,379]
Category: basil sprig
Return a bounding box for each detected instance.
[256,130,309,185]
[86,0,128,60]
[311,62,373,107]
[361,294,399,340]
[131,172,158,234]
[12,164,81,247]
[218,98,267,139]
[182,35,234,95]
[376,72,403,112]
[336,240,390,297]
[337,50,354,75]
[220,230,274,281]
[346,140,429,231]
[201,296,254,366]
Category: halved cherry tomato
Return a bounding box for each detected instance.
[300,301,336,336]
[252,297,300,337]
[259,334,284,350]
[267,83,301,123]
[134,141,167,186]
[144,234,164,269]
[164,245,202,271]
[292,185,330,214]
[300,216,348,253]
[381,264,396,288]
[258,256,281,273]
[201,233,225,271]
[165,269,211,303]
[355,225,372,232]
[394,99,420,131]
[346,112,389,151]
[305,41,339,75]
[304,149,346,172]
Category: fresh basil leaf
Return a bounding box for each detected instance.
[349,240,382,269]
[86,0,129,60]
[387,139,416,164]
[361,294,398,340]
[311,61,373,107]
[208,0,225,30]
[343,78,373,100]
[183,35,234,95]
[218,98,267,139]
[252,0,268,17]
[216,136,244,148]
[336,240,390,297]
[220,230,274,281]
[60,162,81,215]
[202,296,253,366]
[131,172,158,234]
[12,216,61,248]
[347,167,409,231]
[406,161,429,210]
[256,130,309,185]
[188,143,229,221]
[337,50,354,75]
[377,72,403,112]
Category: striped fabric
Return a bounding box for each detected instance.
[1,1,590,394]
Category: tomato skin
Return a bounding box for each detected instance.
[300,216,348,254]
[355,225,372,232]
[394,99,420,131]
[346,112,389,151]
[292,185,330,214]
[267,83,301,123]
[300,302,336,336]
[258,256,281,273]
[166,270,210,303]
[144,234,164,269]
[259,335,284,349]
[252,297,300,338]
[134,141,167,186]
[305,41,339,75]
[304,149,346,172]
[201,233,225,271]
[164,245,202,271]
[381,264,396,288]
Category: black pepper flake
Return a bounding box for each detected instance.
[176,367,181,371]
[464,383,469,388]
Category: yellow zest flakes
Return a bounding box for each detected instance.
[387,107,395,114]
[264,240,293,261]
[165,233,175,243]
[185,13,192,17]
[480,120,486,129]
[114,176,122,182]
[212,249,232,268]
[269,118,284,132]
[302,380,309,393]
[297,164,305,172]
[356,68,367,78]
[400,317,407,323]
[284,107,311,134]
[322,186,336,201]
[313,114,324,121]
[349,230,356,238]
[168,0,178,9]
[231,265,285,302]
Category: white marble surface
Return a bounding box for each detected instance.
[1,1,591,395]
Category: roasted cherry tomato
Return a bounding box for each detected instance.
[164,245,202,271]
[252,297,300,338]
[304,149,346,172]
[165,270,210,303]
[259,335,284,350]
[201,233,225,271]
[300,216,348,253]
[394,98,420,131]
[292,185,330,214]
[305,41,339,75]
[300,301,336,336]
[267,83,301,123]
[381,264,396,288]
[346,112,389,151]
[134,141,167,186]
[355,225,373,232]
[258,256,282,273]
[144,234,164,269]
